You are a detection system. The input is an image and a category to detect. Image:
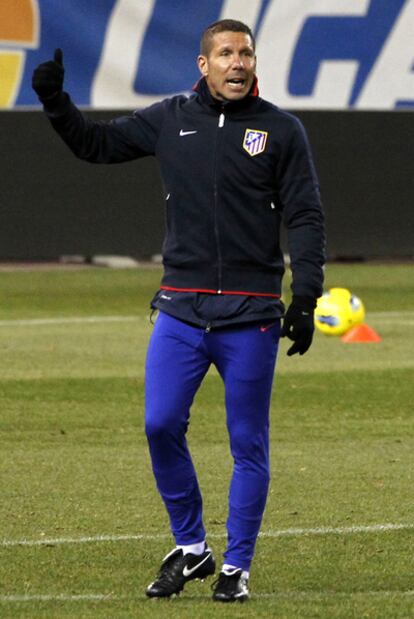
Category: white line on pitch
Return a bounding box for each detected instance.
[0,316,142,327]
[369,310,414,318]
[0,310,412,328]
[258,590,414,599]
[1,533,169,547]
[0,593,114,602]
[1,522,412,548]
[0,594,114,603]
[258,523,414,537]
[1,590,414,603]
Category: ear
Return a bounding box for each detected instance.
[197,54,209,77]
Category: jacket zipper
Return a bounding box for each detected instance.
[213,111,225,293]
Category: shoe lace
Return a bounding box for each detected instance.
[156,552,183,586]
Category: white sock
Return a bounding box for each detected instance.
[177,541,206,556]
[222,563,249,579]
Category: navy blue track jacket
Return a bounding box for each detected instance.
[45,78,325,299]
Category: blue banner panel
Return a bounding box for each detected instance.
[1,0,413,110]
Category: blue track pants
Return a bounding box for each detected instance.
[145,311,280,570]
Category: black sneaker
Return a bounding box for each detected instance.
[212,568,249,603]
[146,545,216,598]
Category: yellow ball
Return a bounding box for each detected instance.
[315,288,365,336]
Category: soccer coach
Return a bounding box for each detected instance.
[33,19,325,603]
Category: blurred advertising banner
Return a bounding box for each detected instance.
[2,0,414,110]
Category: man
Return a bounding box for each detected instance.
[32,19,325,602]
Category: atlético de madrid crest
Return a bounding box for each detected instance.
[243,128,268,157]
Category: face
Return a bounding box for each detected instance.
[197,31,256,101]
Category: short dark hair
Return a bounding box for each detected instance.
[200,19,255,57]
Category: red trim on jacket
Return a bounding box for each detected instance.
[250,76,259,97]
[160,285,280,298]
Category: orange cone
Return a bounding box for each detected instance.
[341,323,381,343]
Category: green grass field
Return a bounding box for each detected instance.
[0,263,413,619]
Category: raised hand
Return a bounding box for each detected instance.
[32,48,64,100]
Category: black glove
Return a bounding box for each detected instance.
[32,48,64,101]
[281,295,316,356]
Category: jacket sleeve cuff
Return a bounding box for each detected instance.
[292,295,317,311]
[41,91,71,117]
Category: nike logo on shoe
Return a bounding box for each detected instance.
[182,552,212,577]
[179,129,197,136]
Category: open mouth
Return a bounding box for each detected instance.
[226,78,246,87]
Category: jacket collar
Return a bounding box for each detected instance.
[192,76,259,111]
